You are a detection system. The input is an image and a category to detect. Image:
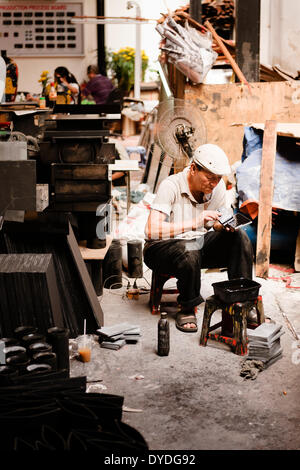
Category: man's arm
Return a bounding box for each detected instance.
[145,208,221,240]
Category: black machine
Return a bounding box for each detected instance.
[0,103,122,336]
[38,103,122,246]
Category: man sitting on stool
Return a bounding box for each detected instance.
[143,144,253,333]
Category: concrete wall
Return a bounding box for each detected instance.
[104,0,184,81]
[3,0,97,94]
[260,0,300,75]
[9,0,183,94]
[7,0,300,94]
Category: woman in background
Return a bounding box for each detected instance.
[54,66,80,104]
[26,66,80,105]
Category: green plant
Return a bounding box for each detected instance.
[106,47,148,94]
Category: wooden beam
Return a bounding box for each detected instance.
[255,120,277,279]
[205,20,250,90]
[67,222,104,327]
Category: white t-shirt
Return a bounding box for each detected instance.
[57,82,79,104]
[149,167,228,239]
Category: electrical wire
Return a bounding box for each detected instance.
[103,274,130,290]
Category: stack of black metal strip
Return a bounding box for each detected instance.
[0,216,103,338]
[0,253,64,337]
[0,374,148,451]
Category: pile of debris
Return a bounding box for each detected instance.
[157,2,236,64]
[158,1,234,39]
[156,15,218,84]
[201,0,235,38]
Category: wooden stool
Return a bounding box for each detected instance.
[79,236,112,296]
[149,272,178,315]
[200,295,265,355]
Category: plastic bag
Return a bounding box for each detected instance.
[156,16,218,84]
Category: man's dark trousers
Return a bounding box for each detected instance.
[143,230,253,311]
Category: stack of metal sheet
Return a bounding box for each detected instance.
[247,322,284,367]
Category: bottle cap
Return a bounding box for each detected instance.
[161,312,167,318]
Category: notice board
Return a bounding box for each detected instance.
[0,2,83,56]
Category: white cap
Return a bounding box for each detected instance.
[192,144,231,176]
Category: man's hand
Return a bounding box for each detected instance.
[204,210,221,225]
[194,210,220,230]
[213,220,235,232]
[213,220,224,232]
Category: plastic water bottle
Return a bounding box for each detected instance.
[157,312,169,356]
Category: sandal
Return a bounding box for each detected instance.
[175,313,198,333]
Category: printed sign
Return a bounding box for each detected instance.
[0,2,83,56]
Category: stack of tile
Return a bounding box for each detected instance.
[247,322,284,367]
[96,323,141,350]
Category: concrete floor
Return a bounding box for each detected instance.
[70,264,300,451]
[71,138,300,450]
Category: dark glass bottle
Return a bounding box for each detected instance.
[157,312,169,356]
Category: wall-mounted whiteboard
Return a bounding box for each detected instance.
[0,2,83,56]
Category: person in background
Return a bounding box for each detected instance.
[1,51,18,102]
[81,65,115,105]
[54,67,80,104]
[26,66,80,105]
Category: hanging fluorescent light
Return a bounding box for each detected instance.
[71,16,157,25]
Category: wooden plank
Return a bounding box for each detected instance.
[79,235,113,260]
[255,120,277,279]
[184,81,300,165]
[175,68,186,100]
[205,20,250,88]
[67,222,104,327]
